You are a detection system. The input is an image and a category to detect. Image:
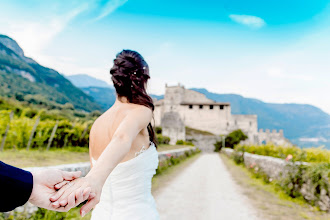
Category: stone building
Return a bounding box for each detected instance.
[154,83,290,146]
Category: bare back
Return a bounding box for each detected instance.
[89,101,151,164]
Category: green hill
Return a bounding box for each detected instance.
[0,34,101,112]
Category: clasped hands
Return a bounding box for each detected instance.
[29,169,102,217]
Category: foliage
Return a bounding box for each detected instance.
[175,140,194,146]
[185,126,214,136]
[155,126,162,134]
[226,143,330,211]
[0,99,98,150]
[155,148,201,175]
[214,136,225,152]
[224,129,248,149]
[156,134,170,145]
[235,144,330,163]
[0,39,101,112]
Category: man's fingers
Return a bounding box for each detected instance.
[61,171,81,181]
[80,197,100,217]
[55,180,70,190]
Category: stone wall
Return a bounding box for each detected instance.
[161,112,186,145]
[9,147,197,215]
[222,148,307,179]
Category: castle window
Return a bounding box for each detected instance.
[189,105,193,109]
[209,105,213,109]
[235,120,237,125]
[227,122,229,126]
[249,121,252,126]
[220,105,224,110]
[199,105,203,109]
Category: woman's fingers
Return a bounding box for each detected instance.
[80,196,100,217]
[50,181,75,202]
[55,180,70,190]
[65,192,76,211]
[61,170,81,181]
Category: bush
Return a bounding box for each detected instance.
[176,140,194,146]
[225,129,248,149]
[155,126,162,134]
[235,144,330,163]
[157,134,170,145]
[155,148,201,175]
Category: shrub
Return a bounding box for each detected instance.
[157,134,170,145]
[176,140,194,146]
[235,144,330,163]
[225,129,248,149]
[155,126,162,134]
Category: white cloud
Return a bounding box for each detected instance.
[229,14,266,29]
[94,0,128,21]
[2,3,90,58]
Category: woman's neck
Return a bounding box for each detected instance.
[115,95,129,104]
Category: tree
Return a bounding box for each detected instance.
[224,129,248,149]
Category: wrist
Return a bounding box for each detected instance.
[28,171,37,203]
[85,171,106,187]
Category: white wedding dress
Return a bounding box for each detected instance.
[90,141,160,220]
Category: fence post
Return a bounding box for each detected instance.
[79,123,90,141]
[26,116,40,151]
[0,111,14,151]
[46,120,59,151]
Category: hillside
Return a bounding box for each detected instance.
[191,88,330,148]
[0,34,101,112]
[66,74,111,88]
[65,74,330,148]
[67,74,163,111]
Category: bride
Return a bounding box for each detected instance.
[50,50,160,219]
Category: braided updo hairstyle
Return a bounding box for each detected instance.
[110,49,157,147]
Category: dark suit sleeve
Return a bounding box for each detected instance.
[0,161,33,212]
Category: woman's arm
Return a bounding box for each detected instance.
[50,106,152,216]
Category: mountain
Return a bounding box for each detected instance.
[66,74,164,111]
[0,34,101,112]
[64,70,330,148]
[191,88,330,148]
[66,74,111,88]
[82,87,117,110]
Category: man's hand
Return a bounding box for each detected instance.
[50,174,102,217]
[28,169,91,212]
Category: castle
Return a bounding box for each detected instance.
[153,83,291,146]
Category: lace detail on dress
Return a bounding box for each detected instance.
[134,141,152,157]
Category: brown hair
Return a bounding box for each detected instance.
[110,49,157,147]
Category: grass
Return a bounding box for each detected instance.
[1,148,201,220]
[0,144,193,168]
[220,153,330,220]
[0,147,90,168]
[185,126,214,136]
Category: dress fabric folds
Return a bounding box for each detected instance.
[91,142,160,220]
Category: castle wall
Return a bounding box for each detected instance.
[153,83,289,146]
[177,104,231,135]
[229,114,258,143]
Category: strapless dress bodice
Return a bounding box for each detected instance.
[90,142,160,220]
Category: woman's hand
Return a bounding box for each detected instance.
[50,174,102,216]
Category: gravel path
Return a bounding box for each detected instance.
[154,153,260,220]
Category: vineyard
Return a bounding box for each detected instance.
[0,97,98,151]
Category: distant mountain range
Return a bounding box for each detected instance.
[66,74,111,88]
[0,34,101,112]
[1,33,327,148]
[67,74,330,148]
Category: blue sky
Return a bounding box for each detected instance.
[0,0,329,114]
